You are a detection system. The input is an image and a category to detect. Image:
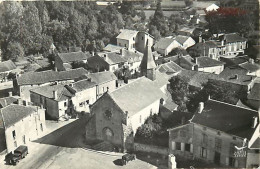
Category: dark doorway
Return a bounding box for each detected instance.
[214,151,221,165]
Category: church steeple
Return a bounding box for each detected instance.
[140,40,156,81]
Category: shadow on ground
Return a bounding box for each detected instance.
[33,116,89,148]
[113,159,124,166]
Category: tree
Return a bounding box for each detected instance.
[6,42,24,61]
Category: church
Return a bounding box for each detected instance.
[85,40,167,151]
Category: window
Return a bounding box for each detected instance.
[104,110,112,120]
[180,130,186,137]
[64,102,67,107]
[202,133,208,145]
[133,37,135,40]
[185,143,191,152]
[12,130,16,139]
[142,37,144,40]
[176,142,181,150]
[229,157,236,167]
[200,147,207,158]
[125,44,127,47]
[215,138,222,150]
[14,141,17,148]
[86,100,89,104]
[22,135,26,144]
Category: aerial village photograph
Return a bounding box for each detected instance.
[0,0,259,168]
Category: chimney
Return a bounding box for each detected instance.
[199,36,202,43]
[54,67,58,72]
[103,54,107,60]
[69,83,74,87]
[194,57,198,64]
[198,102,204,114]
[53,90,58,100]
[221,40,224,46]
[252,116,258,128]
[249,58,254,64]
[208,95,211,100]
[8,91,12,97]
[18,98,23,105]
[92,51,95,56]
[23,100,27,106]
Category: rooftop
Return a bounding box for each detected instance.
[86,71,117,85]
[116,29,138,40]
[175,35,190,45]
[192,1,218,9]
[247,83,260,101]
[217,67,256,86]
[0,96,20,108]
[220,33,247,43]
[58,51,91,63]
[30,84,74,101]
[239,62,260,73]
[178,27,196,34]
[196,57,225,68]
[158,61,183,75]
[0,60,16,73]
[191,99,259,139]
[103,44,125,52]
[120,50,143,63]
[178,70,218,88]
[0,105,37,128]
[71,79,97,92]
[220,55,250,67]
[99,52,127,65]
[17,68,88,85]
[109,77,165,117]
[154,38,175,50]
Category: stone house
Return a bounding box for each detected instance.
[120,49,143,73]
[30,79,97,120]
[154,38,178,56]
[55,51,91,71]
[188,41,220,60]
[86,77,165,151]
[116,29,154,53]
[0,104,46,153]
[13,68,88,102]
[174,35,196,50]
[193,57,225,74]
[168,99,259,168]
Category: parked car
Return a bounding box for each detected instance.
[5,145,28,165]
[122,153,136,165]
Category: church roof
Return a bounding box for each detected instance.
[140,40,156,70]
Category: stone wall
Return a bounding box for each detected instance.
[134,143,169,155]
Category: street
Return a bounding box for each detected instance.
[0,117,156,169]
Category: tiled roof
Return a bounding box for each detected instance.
[121,50,143,63]
[30,84,74,101]
[87,71,117,85]
[220,55,250,67]
[99,52,127,65]
[58,51,91,63]
[103,44,125,52]
[191,99,258,139]
[154,38,175,50]
[152,71,170,89]
[220,33,247,43]
[196,57,225,68]
[247,83,260,101]
[109,77,165,117]
[178,27,196,34]
[158,61,183,74]
[188,41,218,56]
[239,62,260,73]
[71,79,97,92]
[0,60,16,73]
[17,68,88,85]
[0,96,20,108]
[0,105,37,128]
[178,70,218,88]
[140,42,157,70]
[116,29,138,40]
[217,67,256,86]
[175,35,190,45]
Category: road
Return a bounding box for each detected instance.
[0,117,156,169]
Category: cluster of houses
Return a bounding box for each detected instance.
[0,2,259,168]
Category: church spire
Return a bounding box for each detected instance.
[140,40,156,81]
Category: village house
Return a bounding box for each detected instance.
[87,51,127,72]
[55,51,91,71]
[192,1,219,11]
[85,71,118,99]
[86,77,166,151]
[154,38,177,56]
[177,27,196,37]
[120,49,143,73]
[174,35,196,50]
[103,44,125,52]
[0,104,46,153]
[30,78,98,120]
[246,83,260,110]
[116,29,154,53]
[0,60,20,82]
[168,99,259,168]
[13,68,88,102]
[158,61,183,77]
[193,57,225,74]
[0,94,20,108]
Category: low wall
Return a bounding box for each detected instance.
[134,143,169,155]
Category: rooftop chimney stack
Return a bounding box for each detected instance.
[17,98,23,105]
[199,36,202,43]
[198,102,204,114]
[8,91,12,97]
[53,90,58,100]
